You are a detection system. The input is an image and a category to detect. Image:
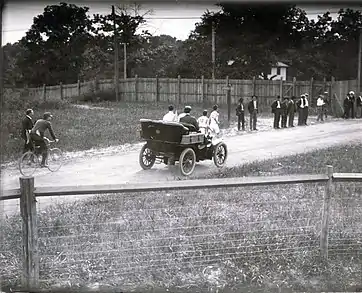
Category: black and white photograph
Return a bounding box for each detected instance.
[1,1,362,292]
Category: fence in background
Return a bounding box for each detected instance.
[1,166,361,291]
[4,76,358,115]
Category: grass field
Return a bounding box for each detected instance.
[1,144,361,292]
[198,143,362,179]
[1,99,270,163]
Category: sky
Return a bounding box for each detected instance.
[2,2,360,46]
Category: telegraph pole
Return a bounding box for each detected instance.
[357,27,362,94]
[0,0,4,110]
[112,5,119,102]
[212,23,215,80]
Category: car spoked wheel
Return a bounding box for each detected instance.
[179,148,196,176]
[213,142,228,168]
[139,144,156,170]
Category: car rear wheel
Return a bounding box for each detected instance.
[139,144,156,170]
[179,148,196,176]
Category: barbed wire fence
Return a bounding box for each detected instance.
[1,179,361,291]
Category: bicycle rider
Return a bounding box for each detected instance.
[30,112,59,168]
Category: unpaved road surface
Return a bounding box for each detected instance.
[1,117,361,214]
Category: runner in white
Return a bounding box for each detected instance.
[197,110,209,135]
[209,105,220,137]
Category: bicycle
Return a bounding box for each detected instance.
[18,138,63,177]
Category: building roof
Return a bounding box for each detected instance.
[275,61,289,68]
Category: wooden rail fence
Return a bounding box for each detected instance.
[4,76,360,116]
[1,165,361,290]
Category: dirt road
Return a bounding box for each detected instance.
[1,117,361,214]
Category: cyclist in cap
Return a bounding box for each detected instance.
[30,112,59,167]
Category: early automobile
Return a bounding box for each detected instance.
[139,119,228,176]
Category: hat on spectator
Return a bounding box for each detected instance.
[43,112,53,119]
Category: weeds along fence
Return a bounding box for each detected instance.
[3,76,357,115]
[1,166,361,292]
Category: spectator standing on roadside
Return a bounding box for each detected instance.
[287,96,296,127]
[235,98,245,131]
[21,108,34,153]
[356,95,362,118]
[281,97,289,128]
[348,91,356,118]
[343,94,350,119]
[247,95,258,131]
[316,95,325,122]
[271,95,282,129]
[197,110,209,134]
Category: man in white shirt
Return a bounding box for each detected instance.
[316,95,325,122]
[197,110,209,135]
[162,105,177,122]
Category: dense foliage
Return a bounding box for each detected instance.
[3,3,362,87]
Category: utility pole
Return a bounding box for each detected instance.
[121,43,127,79]
[357,27,362,94]
[112,5,119,102]
[212,23,215,80]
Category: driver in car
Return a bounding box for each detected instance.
[179,106,199,132]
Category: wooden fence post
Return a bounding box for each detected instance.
[178,75,181,105]
[252,76,256,96]
[330,76,336,116]
[135,75,138,102]
[42,84,46,102]
[77,79,81,97]
[323,77,327,92]
[201,75,205,107]
[320,165,334,259]
[292,77,296,97]
[59,82,63,100]
[279,78,283,97]
[310,77,314,98]
[156,76,159,103]
[20,177,39,289]
[225,76,231,125]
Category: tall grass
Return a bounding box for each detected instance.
[1,181,361,292]
[199,143,362,179]
[2,96,254,163]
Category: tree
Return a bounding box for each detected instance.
[182,4,310,79]
[17,2,94,86]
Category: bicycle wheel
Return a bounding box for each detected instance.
[19,152,38,177]
[47,148,63,172]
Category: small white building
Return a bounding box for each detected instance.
[259,62,289,81]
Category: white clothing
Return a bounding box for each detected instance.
[197,115,209,135]
[253,100,257,109]
[304,98,309,107]
[277,101,281,108]
[209,110,220,135]
[300,98,305,108]
[317,98,325,107]
[163,111,177,122]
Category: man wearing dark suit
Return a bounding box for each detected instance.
[296,95,304,126]
[247,95,258,131]
[287,96,297,127]
[271,96,282,129]
[303,93,309,125]
[281,97,289,128]
[179,106,199,132]
[236,98,245,131]
[348,91,356,118]
[21,109,34,153]
[343,94,350,119]
[356,95,362,118]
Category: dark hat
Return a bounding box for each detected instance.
[43,112,53,119]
